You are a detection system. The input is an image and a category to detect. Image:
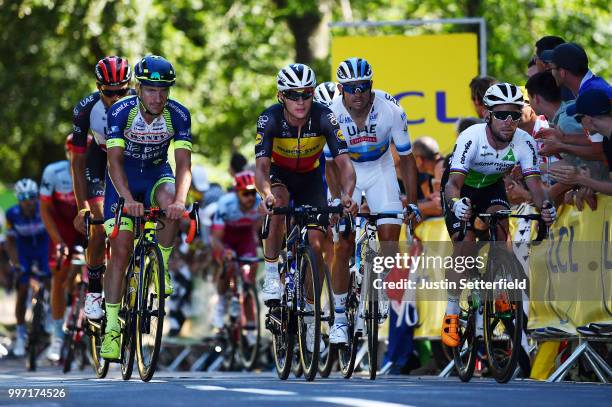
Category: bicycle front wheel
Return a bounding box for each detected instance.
[136,244,165,382]
[87,318,109,378]
[296,245,321,382]
[121,265,137,380]
[452,288,478,382]
[318,265,335,378]
[483,249,524,383]
[238,284,261,371]
[338,272,359,379]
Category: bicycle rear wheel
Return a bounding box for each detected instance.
[338,272,359,379]
[27,293,45,372]
[296,246,321,381]
[451,285,479,382]
[238,284,261,371]
[363,253,379,380]
[136,244,165,382]
[483,249,524,383]
[121,266,137,380]
[318,265,335,378]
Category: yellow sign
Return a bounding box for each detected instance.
[331,34,478,154]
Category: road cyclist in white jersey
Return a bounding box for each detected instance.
[324,57,421,345]
[441,82,557,347]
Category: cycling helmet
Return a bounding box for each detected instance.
[134,55,176,87]
[483,83,525,108]
[192,165,210,192]
[14,178,38,198]
[95,56,132,86]
[314,82,338,107]
[277,63,316,91]
[234,171,256,192]
[336,57,373,84]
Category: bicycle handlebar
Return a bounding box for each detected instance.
[457,209,548,242]
[261,204,344,240]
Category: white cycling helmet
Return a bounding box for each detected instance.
[191,165,210,192]
[14,178,38,197]
[483,82,525,108]
[277,63,316,91]
[336,57,373,84]
[314,82,338,107]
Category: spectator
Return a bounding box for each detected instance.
[534,35,565,73]
[456,117,483,134]
[230,152,247,177]
[412,137,443,218]
[527,56,538,78]
[519,88,549,137]
[550,42,612,98]
[469,76,497,119]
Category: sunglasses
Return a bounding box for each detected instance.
[239,190,257,197]
[491,110,522,122]
[342,82,372,94]
[17,192,37,202]
[574,114,584,123]
[282,90,314,101]
[100,88,130,97]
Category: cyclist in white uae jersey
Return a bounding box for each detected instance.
[441,83,556,348]
[325,58,421,344]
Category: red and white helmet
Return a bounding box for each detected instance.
[233,171,256,192]
[95,56,132,86]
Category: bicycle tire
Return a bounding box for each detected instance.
[297,245,321,382]
[483,249,524,383]
[363,248,379,380]
[238,285,261,371]
[318,265,335,378]
[270,254,294,380]
[27,294,45,372]
[121,265,137,380]
[291,346,303,378]
[62,334,74,374]
[88,319,109,378]
[221,320,238,371]
[451,289,479,383]
[338,272,359,379]
[136,244,165,382]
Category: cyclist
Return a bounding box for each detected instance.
[441,82,556,347]
[210,171,262,332]
[39,134,85,361]
[255,63,356,352]
[71,56,133,320]
[100,55,192,359]
[5,179,50,357]
[325,57,420,345]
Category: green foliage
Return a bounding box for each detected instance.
[0,0,609,182]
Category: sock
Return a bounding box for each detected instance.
[105,303,120,331]
[446,295,460,315]
[87,265,105,293]
[53,319,64,341]
[264,259,279,279]
[17,324,26,338]
[334,293,348,324]
[158,244,173,273]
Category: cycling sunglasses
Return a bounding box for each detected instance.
[491,110,522,122]
[282,89,314,101]
[100,88,130,97]
[17,192,37,202]
[342,82,372,94]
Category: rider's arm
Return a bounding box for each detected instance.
[106,146,133,201]
[524,176,548,209]
[390,97,417,205]
[71,100,94,212]
[325,159,342,199]
[255,157,272,199]
[321,107,355,200]
[333,154,356,200]
[444,173,466,205]
[254,110,275,200]
[4,215,19,267]
[171,103,193,207]
[444,131,476,205]
[519,135,547,209]
[210,206,226,253]
[70,153,89,212]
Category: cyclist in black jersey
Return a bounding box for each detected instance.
[71,56,133,320]
[254,63,357,351]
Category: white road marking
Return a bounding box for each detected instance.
[185,385,228,391]
[185,385,297,396]
[314,397,415,407]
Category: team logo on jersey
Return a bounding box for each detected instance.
[501,149,516,162]
[327,112,339,126]
[336,129,345,142]
[255,132,263,146]
[257,115,269,128]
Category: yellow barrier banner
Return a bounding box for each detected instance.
[331,34,478,154]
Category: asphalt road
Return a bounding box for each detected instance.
[0,359,610,407]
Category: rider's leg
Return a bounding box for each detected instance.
[261,185,289,303]
[84,199,106,319]
[154,180,181,295]
[49,259,69,359]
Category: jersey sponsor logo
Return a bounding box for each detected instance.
[327,112,338,126]
[501,149,515,162]
[125,131,172,144]
[384,93,399,106]
[255,150,266,158]
[480,152,494,157]
[111,100,132,117]
[257,114,269,128]
[79,95,95,107]
[168,102,189,122]
[255,133,263,146]
[350,135,377,145]
[336,129,345,142]
[525,140,538,166]
[460,140,472,164]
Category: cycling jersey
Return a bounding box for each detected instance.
[40,160,82,247]
[6,203,51,280]
[212,192,261,255]
[328,90,412,164]
[449,123,540,189]
[255,102,348,173]
[106,95,192,170]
